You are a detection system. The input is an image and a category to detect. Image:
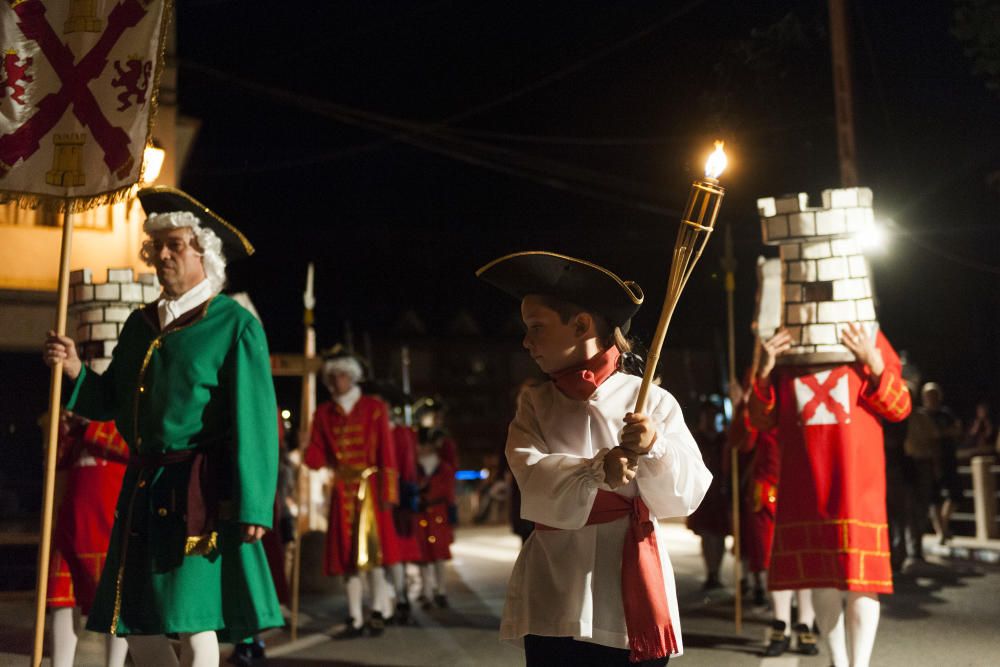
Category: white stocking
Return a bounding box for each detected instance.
[813,588,848,667]
[178,630,219,667]
[433,561,447,596]
[771,590,792,634]
[796,588,816,628]
[420,563,435,600]
[369,566,392,617]
[126,635,179,667]
[345,574,364,627]
[105,634,129,667]
[846,592,880,667]
[51,607,78,667]
[390,562,407,601]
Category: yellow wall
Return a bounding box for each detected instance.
[0,199,147,291]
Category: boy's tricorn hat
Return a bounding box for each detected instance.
[476,251,644,330]
[137,186,255,259]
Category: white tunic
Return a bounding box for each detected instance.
[499,372,712,655]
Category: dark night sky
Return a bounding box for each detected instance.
[174,1,1000,415]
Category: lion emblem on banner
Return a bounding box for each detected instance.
[111,55,152,111]
[1,49,34,105]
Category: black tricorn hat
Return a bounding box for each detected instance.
[137,186,255,259]
[475,251,644,329]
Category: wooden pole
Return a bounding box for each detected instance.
[829,0,860,187]
[722,224,742,634]
[32,208,74,667]
[290,264,317,642]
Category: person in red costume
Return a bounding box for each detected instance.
[414,426,457,609]
[379,384,422,624]
[304,350,400,638]
[748,323,911,667]
[47,412,129,667]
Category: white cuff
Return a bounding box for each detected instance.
[587,447,611,486]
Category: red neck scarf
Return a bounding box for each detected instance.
[549,346,621,400]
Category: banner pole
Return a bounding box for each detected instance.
[32,207,75,667]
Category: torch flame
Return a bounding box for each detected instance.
[704,140,727,180]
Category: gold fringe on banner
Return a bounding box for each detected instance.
[0,183,139,213]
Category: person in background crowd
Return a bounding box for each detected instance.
[415,398,459,469]
[415,427,458,609]
[686,401,730,591]
[920,384,963,545]
[304,350,400,639]
[963,399,997,458]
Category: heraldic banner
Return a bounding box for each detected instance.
[0,0,172,211]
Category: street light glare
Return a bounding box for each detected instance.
[857,221,888,254]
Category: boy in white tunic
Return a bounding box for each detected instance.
[477,251,712,666]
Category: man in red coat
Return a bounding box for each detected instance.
[47,412,129,667]
[749,323,911,666]
[304,351,400,638]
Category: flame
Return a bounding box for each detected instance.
[704,140,727,180]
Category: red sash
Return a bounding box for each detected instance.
[537,489,678,662]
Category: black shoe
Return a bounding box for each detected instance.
[752,586,767,607]
[794,623,819,655]
[331,618,365,640]
[395,601,412,625]
[433,594,449,609]
[367,611,386,636]
[228,639,266,665]
[764,621,790,657]
[701,575,723,592]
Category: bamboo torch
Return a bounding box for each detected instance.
[633,142,728,413]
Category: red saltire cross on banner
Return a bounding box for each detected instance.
[797,368,851,425]
[0,0,151,179]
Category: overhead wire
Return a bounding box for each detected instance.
[182,0,708,177]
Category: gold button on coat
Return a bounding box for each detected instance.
[157,508,168,517]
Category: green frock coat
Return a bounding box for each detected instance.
[66,294,283,641]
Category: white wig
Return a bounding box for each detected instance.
[141,211,227,294]
[323,357,364,384]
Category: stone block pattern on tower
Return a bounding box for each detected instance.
[756,188,880,365]
[70,268,160,373]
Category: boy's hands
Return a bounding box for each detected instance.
[603,447,638,489]
[620,412,657,456]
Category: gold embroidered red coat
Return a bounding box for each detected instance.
[305,396,400,575]
[48,415,128,613]
[748,331,911,593]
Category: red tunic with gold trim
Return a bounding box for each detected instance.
[748,332,911,593]
[415,459,456,562]
[304,396,400,575]
[741,426,781,574]
[392,424,423,563]
[47,415,128,613]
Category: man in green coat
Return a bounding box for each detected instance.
[43,187,283,666]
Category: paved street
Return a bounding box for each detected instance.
[2,523,998,666]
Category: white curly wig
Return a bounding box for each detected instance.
[140,211,227,294]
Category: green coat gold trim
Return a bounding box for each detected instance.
[67,295,282,641]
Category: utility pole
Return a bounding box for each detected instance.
[828,0,860,186]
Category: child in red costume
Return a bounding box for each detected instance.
[414,427,457,609]
[748,323,911,666]
[47,412,129,667]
